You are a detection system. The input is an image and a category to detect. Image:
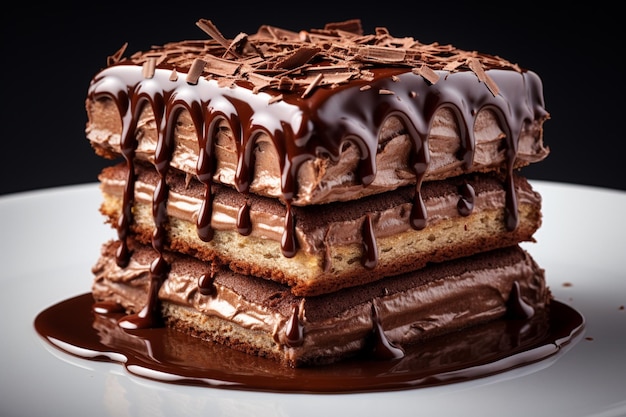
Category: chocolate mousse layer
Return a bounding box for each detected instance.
[92,239,550,367]
[98,163,542,295]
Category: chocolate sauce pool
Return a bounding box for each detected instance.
[34,294,583,393]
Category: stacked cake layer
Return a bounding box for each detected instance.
[87,19,551,366]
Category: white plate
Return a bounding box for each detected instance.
[1,181,625,417]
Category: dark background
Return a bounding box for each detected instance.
[2,1,624,195]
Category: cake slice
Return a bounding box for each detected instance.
[84,18,552,369]
[92,239,550,367]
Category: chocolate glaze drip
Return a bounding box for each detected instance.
[112,88,136,268]
[285,304,304,347]
[198,272,216,296]
[369,303,405,360]
[236,201,252,236]
[361,213,379,270]
[507,281,535,320]
[281,204,298,258]
[195,104,217,242]
[457,182,476,216]
[197,261,220,295]
[112,80,178,328]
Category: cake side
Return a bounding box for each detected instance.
[92,240,550,367]
[98,163,542,295]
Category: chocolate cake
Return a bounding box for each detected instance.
[85,18,552,367]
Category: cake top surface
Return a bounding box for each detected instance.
[106,18,522,99]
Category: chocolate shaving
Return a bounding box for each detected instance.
[351,45,407,63]
[278,76,295,91]
[216,77,234,88]
[303,66,357,86]
[107,43,128,66]
[412,65,440,85]
[301,73,324,98]
[467,57,500,96]
[186,58,207,85]
[268,94,284,104]
[443,60,465,72]
[196,19,240,58]
[119,18,522,97]
[227,32,262,58]
[255,24,301,42]
[360,70,375,82]
[274,47,321,70]
[246,72,278,92]
[142,57,156,79]
[202,55,242,77]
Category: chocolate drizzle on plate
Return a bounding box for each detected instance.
[35,294,584,393]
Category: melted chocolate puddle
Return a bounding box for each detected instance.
[34,294,584,394]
